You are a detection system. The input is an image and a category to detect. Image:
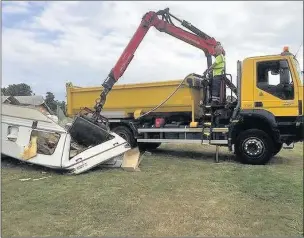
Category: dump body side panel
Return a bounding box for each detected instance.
[66,80,202,119]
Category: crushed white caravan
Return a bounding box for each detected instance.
[1,103,133,174]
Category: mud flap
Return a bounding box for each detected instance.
[121,147,142,172]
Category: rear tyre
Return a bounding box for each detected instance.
[235,129,274,165]
[138,142,161,151]
[111,126,136,148]
[273,143,283,156]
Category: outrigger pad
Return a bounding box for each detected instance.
[68,115,113,147]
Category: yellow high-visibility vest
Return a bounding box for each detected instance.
[213,54,225,76]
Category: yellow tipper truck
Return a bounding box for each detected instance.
[67,46,303,165]
[66,8,304,165]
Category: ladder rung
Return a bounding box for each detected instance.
[202,140,228,145]
[211,127,229,133]
[203,128,229,133]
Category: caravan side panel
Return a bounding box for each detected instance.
[2,118,33,159]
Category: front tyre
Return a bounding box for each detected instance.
[235,129,274,165]
[111,126,136,148]
[273,142,283,156]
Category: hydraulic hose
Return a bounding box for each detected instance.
[135,74,194,120]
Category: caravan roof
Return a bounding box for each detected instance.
[2,103,65,132]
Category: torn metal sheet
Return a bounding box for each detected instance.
[33,176,52,181]
[19,178,31,181]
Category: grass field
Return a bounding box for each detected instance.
[1,143,303,237]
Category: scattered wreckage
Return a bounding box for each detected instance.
[1,103,142,174]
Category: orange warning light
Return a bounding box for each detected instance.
[283,46,289,52]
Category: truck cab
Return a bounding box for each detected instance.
[229,47,303,164]
[241,48,303,117]
[236,47,303,141]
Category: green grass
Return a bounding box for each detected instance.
[1,143,303,237]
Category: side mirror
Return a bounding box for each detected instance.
[278,60,290,84]
[279,60,289,69]
[280,70,290,85]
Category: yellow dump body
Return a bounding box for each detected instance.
[66,79,202,120]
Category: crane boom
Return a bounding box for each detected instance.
[93,8,223,118]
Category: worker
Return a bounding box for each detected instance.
[217,42,226,56]
[203,44,226,104]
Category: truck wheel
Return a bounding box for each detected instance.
[235,129,274,165]
[138,142,161,151]
[111,126,136,148]
[273,143,283,156]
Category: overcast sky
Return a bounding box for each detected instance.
[2,1,303,101]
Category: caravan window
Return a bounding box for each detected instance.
[30,130,61,155]
[7,126,19,142]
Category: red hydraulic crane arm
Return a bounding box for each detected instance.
[93,8,222,116]
[111,9,219,82]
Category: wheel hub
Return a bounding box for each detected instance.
[243,138,264,157]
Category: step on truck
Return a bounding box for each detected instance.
[66,8,304,165]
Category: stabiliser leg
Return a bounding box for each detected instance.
[215,145,219,163]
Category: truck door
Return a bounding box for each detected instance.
[253,58,299,117]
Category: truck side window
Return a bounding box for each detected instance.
[257,60,294,100]
[30,130,61,155]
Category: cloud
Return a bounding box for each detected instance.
[2,1,303,100]
[2,1,30,14]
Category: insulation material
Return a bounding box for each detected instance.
[31,130,61,155]
[21,136,38,160]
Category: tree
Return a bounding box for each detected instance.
[45,92,57,112]
[1,83,33,96]
[44,92,67,116]
[1,88,6,96]
[56,100,66,113]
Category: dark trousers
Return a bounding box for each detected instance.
[211,75,223,100]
